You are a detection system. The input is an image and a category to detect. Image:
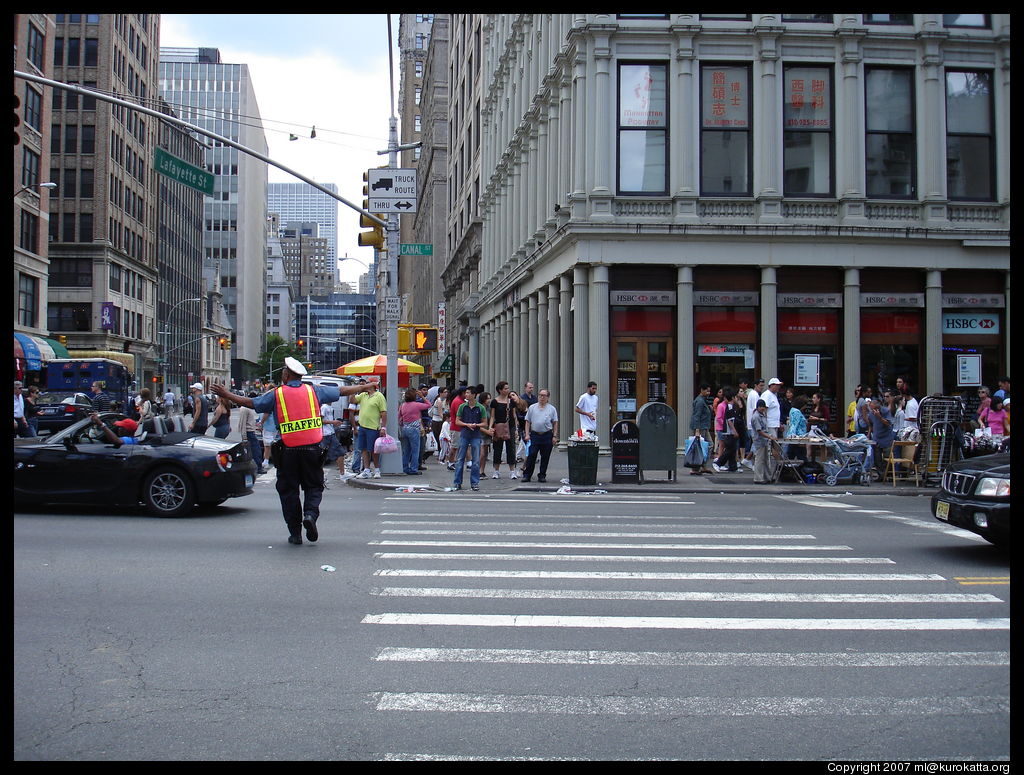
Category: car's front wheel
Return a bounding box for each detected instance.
[143,467,195,517]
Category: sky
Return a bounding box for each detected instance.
[160,14,399,285]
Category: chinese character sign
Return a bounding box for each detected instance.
[784,67,831,129]
[702,66,749,128]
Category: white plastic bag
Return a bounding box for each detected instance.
[374,431,398,454]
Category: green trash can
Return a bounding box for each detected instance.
[567,439,599,485]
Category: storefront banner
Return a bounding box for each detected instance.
[794,354,821,386]
[101,302,116,330]
[779,311,838,335]
[957,354,983,387]
[942,293,1005,308]
[859,293,925,308]
[611,291,676,305]
[942,312,1000,334]
[778,293,842,308]
[698,345,749,357]
[694,292,759,306]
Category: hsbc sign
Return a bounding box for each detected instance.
[942,313,1000,334]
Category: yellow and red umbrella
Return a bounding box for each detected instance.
[336,354,425,377]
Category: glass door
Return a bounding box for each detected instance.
[613,338,674,421]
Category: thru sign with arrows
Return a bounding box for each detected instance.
[367,168,418,213]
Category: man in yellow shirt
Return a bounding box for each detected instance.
[352,378,388,479]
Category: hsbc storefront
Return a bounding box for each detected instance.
[940,294,1005,399]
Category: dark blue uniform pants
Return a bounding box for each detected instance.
[275,443,325,536]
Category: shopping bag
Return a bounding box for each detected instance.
[424,432,438,452]
[684,435,708,467]
[374,431,398,455]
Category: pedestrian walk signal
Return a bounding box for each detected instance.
[413,328,438,352]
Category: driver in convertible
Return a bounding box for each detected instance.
[88,412,139,447]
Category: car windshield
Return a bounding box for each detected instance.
[43,413,121,444]
[38,391,88,404]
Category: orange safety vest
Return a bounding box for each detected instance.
[275,384,323,447]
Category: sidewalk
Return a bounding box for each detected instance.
[342,447,938,497]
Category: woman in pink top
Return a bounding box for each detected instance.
[398,388,431,475]
[714,395,728,459]
[980,397,1008,437]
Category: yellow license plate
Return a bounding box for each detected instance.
[936,501,950,521]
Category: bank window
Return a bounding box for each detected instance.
[943,14,989,28]
[945,70,995,201]
[701,64,752,195]
[864,14,913,25]
[618,62,668,195]
[783,65,833,197]
[865,67,915,198]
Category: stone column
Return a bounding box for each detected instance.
[925,270,943,396]
[537,288,549,392]
[573,265,591,410]
[547,280,560,397]
[760,266,778,379]
[559,273,574,446]
[467,315,480,388]
[843,268,861,406]
[590,264,611,452]
[527,293,539,389]
[677,265,695,451]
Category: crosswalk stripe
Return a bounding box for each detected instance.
[375,691,1010,716]
[380,529,818,538]
[371,541,853,550]
[372,587,999,603]
[373,552,891,564]
[362,613,1010,630]
[373,569,945,581]
[380,513,753,521]
[380,520,767,528]
[374,647,1011,667]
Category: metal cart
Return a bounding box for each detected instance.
[918,396,966,485]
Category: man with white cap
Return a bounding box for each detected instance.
[212,357,366,545]
[189,383,210,434]
[764,377,784,438]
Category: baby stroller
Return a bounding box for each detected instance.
[809,426,874,486]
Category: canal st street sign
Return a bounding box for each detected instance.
[400,243,433,256]
[154,147,215,196]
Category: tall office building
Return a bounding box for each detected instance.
[458,14,1010,451]
[46,13,162,380]
[14,14,57,367]
[159,47,269,382]
[267,182,339,268]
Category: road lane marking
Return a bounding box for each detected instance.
[955,577,1010,586]
[371,540,853,551]
[373,569,945,581]
[375,691,1010,716]
[372,587,999,603]
[363,613,1010,630]
[373,552,892,564]
[380,529,818,539]
[374,647,1011,667]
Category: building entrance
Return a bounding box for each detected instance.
[613,338,674,421]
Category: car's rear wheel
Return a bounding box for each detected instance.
[143,467,195,517]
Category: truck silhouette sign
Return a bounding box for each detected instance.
[371,178,393,191]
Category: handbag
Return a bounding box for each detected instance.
[493,422,510,440]
[374,431,398,455]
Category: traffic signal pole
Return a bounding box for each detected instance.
[378,15,402,474]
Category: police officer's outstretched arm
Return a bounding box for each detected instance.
[211,383,254,409]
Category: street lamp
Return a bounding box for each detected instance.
[161,297,201,389]
[14,181,57,198]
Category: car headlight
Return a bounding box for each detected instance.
[975,477,1010,498]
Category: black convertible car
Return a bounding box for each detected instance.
[14,413,257,517]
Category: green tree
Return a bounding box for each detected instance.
[258,334,309,381]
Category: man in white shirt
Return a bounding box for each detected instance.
[764,377,783,437]
[575,381,599,435]
[896,376,919,428]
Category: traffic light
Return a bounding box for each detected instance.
[218,336,230,350]
[413,327,439,352]
[397,326,411,353]
[296,338,305,349]
[358,172,386,250]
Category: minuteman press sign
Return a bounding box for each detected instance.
[154,147,215,196]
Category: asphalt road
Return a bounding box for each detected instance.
[13,476,1010,761]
